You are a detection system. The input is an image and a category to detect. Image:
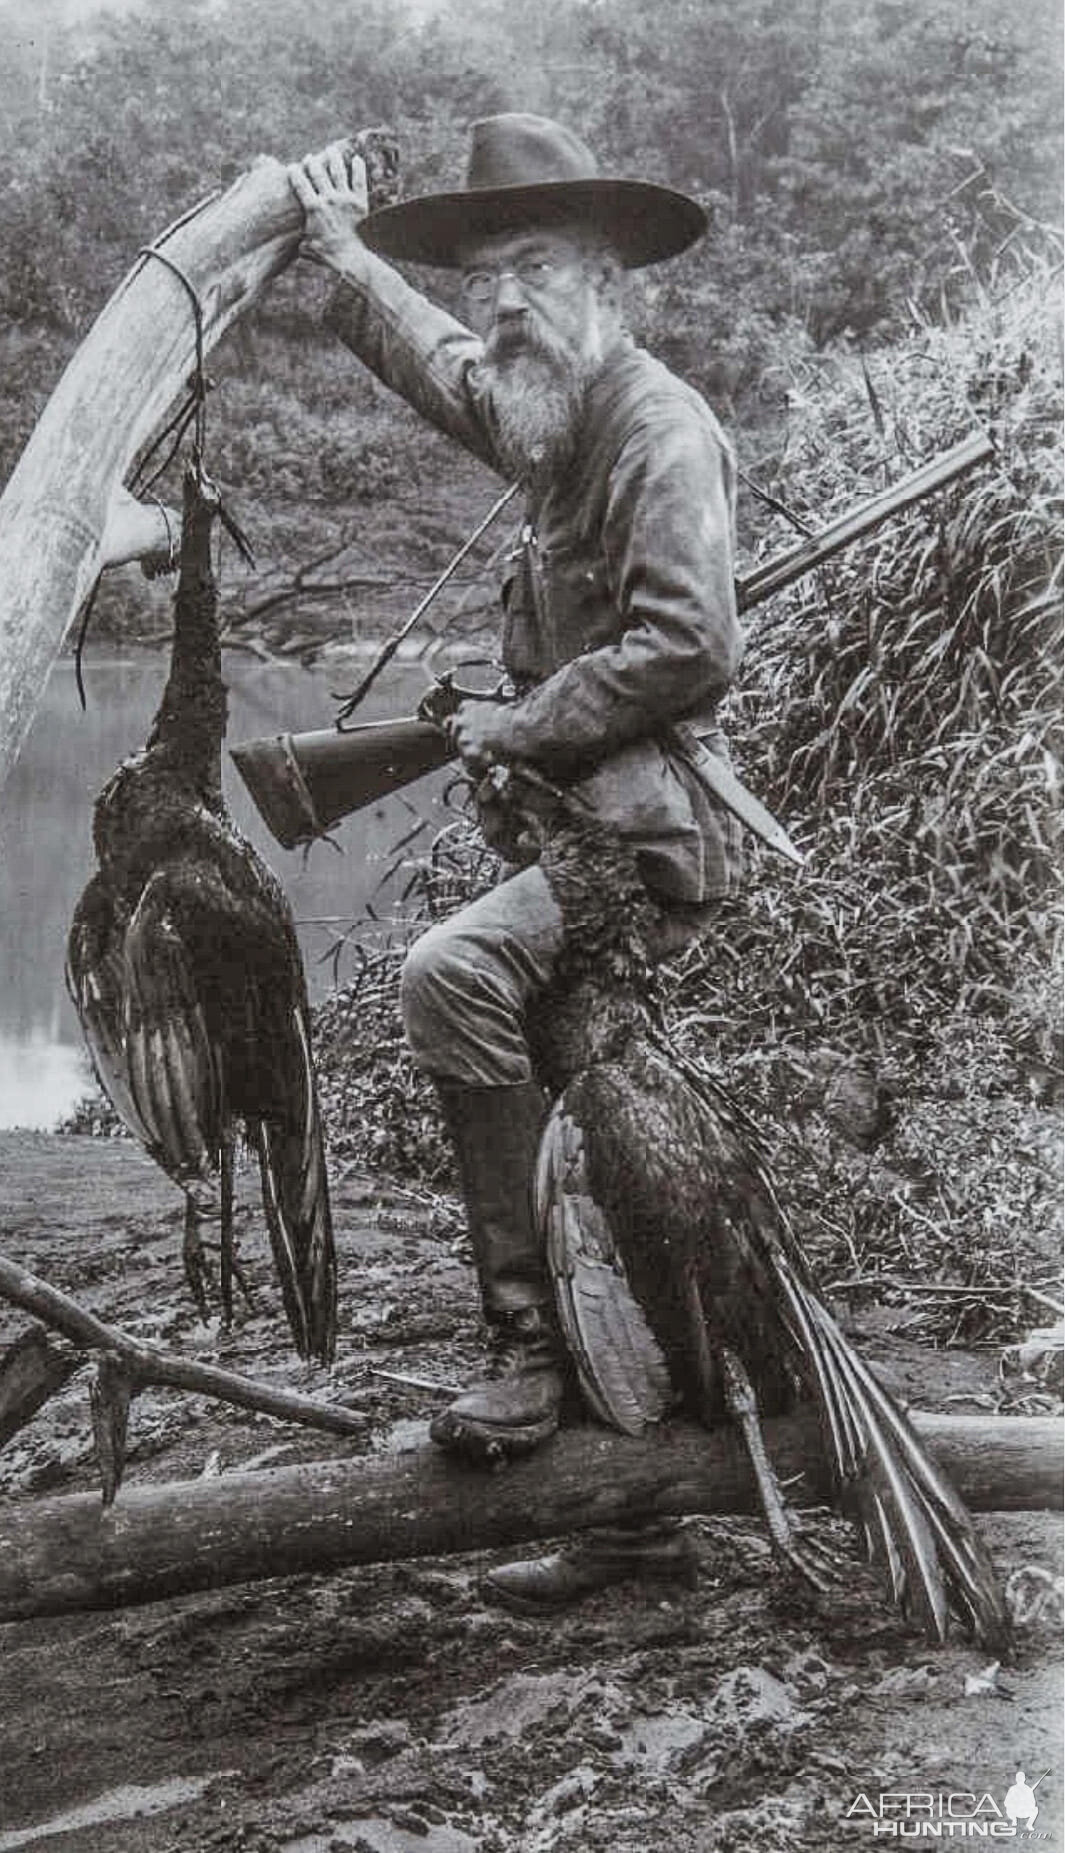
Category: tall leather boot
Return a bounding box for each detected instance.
[429,1080,567,1466]
[483,1519,699,1613]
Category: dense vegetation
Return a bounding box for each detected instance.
[1,0,1060,589]
[12,0,1060,1344]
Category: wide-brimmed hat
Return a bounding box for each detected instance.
[358,113,707,270]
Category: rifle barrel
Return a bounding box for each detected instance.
[736,430,996,614]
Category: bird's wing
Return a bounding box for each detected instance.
[67,874,179,1160]
[126,856,336,1364]
[646,1028,822,1291]
[121,868,223,1198]
[536,1096,674,1435]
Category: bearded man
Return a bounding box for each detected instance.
[289,115,745,1608]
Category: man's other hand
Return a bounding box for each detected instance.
[288,143,369,270]
[447,699,517,772]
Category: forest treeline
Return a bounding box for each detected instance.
[0,0,1060,500]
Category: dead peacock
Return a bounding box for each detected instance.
[66,459,336,1363]
[507,767,1009,1650]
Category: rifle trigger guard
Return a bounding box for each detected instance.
[417,662,513,730]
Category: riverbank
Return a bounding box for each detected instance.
[0,1129,1062,1853]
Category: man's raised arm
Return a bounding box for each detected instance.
[288,144,497,470]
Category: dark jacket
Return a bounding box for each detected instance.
[325,261,745,903]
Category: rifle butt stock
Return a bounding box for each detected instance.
[230,718,453,849]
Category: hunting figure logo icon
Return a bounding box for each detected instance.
[1003,1772,1043,1832]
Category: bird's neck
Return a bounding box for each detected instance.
[145,482,225,799]
[534,974,649,1094]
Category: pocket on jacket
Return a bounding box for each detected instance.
[501,547,549,685]
[540,545,615,658]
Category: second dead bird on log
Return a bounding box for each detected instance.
[66,461,337,1364]
[510,769,1010,1650]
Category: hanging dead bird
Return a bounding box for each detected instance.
[507,769,1009,1650]
[66,459,336,1363]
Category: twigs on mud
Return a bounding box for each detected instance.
[0,1250,368,1504]
[825,1272,1064,1317]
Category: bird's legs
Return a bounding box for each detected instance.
[719,1346,842,1595]
[182,1159,253,1329]
[682,1276,837,1591]
[219,1127,235,1331]
[183,1192,212,1320]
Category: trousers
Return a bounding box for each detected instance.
[401,862,717,1086]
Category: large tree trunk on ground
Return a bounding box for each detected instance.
[0,1413,1057,1622]
[0,158,307,795]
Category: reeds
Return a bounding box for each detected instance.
[313,806,498,1190]
[722,259,1061,1026]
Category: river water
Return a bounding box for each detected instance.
[0,650,448,1129]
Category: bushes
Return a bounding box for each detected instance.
[732,257,1062,1011]
[312,805,498,1186]
[208,368,407,511]
[659,257,1062,1329]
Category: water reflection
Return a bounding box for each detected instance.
[0,649,445,1129]
[0,1036,93,1132]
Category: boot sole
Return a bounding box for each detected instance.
[429,1409,559,1467]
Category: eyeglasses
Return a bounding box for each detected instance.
[461,257,569,304]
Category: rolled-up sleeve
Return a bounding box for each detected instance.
[324,261,500,469]
[504,410,744,764]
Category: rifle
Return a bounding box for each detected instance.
[230,430,994,852]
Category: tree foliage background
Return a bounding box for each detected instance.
[0,0,1060,454]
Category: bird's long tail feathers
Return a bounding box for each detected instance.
[255,1007,337,1365]
[770,1247,1010,1651]
[669,1054,1009,1650]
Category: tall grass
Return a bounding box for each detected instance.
[728,254,1061,1020]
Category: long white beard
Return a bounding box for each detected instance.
[473,342,590,492]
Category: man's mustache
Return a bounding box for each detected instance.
[483,323,564,366]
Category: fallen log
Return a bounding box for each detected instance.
[0,1412,1057,1622]
[0,129,396,796]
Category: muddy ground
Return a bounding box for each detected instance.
[0,1130,1060,1853]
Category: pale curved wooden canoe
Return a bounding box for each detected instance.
[0,154,308,795]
